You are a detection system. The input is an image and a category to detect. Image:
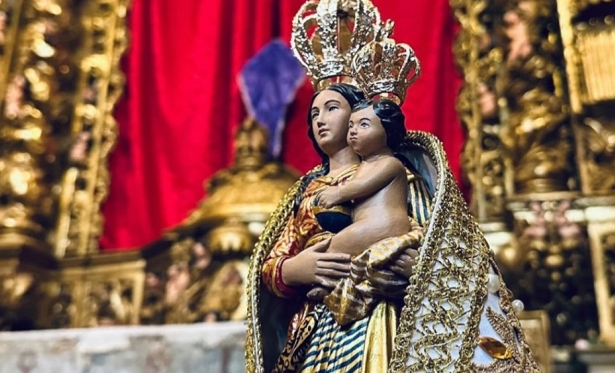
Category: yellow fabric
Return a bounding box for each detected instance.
[362,302,399,373]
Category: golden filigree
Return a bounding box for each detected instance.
[471,309,537,372]
[290,0,391,90]
[389,131,491,373]
[468,263,541,373]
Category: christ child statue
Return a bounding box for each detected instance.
[308,98,425,324]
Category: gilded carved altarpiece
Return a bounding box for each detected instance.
[452,0,615,357]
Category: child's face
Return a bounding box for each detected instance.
[348,106,387,157]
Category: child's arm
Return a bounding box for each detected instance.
[319,158,404,208]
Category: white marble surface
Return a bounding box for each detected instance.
[0,323,246,373]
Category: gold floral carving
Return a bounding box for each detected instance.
[451,0,615,350]
[38,254,145,328]
[557,0,615,193]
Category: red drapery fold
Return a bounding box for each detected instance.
[101,0,463,250]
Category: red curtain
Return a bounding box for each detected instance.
[101,0,463,250]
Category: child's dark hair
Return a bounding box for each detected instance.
[352,98,406,151]
[294,83,365,215]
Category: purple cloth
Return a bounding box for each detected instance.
[238,40,306,157]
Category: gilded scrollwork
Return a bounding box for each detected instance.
[0,0,130,257]
[38,257,144,329]
[555,0,615,342]
[141,238,219,324]
[453,0,577,221]
[471,308,536,372]
[495,0,575,195]
[55,0,130,257]
[0,0,65,249]
[44,281,73,329]
[451,0,508,221]
[138,119,298,326]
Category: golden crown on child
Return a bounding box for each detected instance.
[352,37,421,105]
[290,0,394,90]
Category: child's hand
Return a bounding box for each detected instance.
[318,187,340,208]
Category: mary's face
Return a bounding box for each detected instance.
[310,90,352,155]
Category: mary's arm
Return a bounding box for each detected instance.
[262,212,311,298]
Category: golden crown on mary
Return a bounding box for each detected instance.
[290,0,393,91]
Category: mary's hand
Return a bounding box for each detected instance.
[390,248,419,278]
[281,238,351,288]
